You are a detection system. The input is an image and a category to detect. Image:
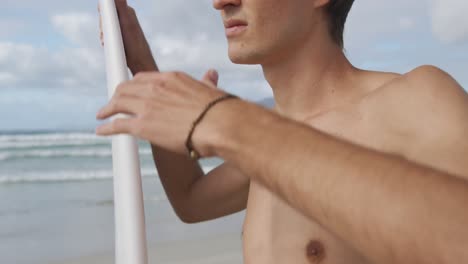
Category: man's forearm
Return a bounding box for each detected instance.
[131,61,204,221]
[199,99,468,263]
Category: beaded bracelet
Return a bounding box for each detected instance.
[185,94,239,160]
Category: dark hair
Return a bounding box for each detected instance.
[326,0,355,48]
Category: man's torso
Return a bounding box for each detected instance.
[241,69,456,264]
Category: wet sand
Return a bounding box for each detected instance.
[51,233,243,264]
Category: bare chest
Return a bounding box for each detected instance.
[242,105,404,264]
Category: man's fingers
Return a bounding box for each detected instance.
[96,96,143,120]
[115,0,128,7]
[133,71,160,82]
[96,117,138,136]
[115,0,129,14]
[201,69,219,87]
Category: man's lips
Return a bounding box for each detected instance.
[224,19,248,28]
[224,19,248,37]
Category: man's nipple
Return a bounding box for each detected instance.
[306,240,326,263]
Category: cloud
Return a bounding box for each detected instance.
[0,4,271,99]
[0,12,107,93]
[345,0,427,48]
[399,17,415,31]
[145,0,219,37]
[1,0,465,100]
[3,0,93,14]
[0,42,47,89]
[0,18,26,39]
[51,13,100,48]
[0,41,105,92]
[2,0,468,131]
[431,0,468,44]
[141,0,270,99]
[0,72,17,84]
[148,31,271,99]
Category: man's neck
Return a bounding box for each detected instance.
[261,34,362,121]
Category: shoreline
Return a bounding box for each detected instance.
[50,233,243,264]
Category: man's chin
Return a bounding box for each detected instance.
[229,57,256,65]
[228,51,262,65]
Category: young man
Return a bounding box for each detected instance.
[97,0,468,263]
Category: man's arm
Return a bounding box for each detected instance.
[109,0,250,223]
[151,145,250,223]
[137,57,250,224]
[135,65,249,223]
[194,66,468,263]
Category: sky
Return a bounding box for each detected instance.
[0,0,467,131]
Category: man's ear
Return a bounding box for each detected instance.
[314,0,330,8]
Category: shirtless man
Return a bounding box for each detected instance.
[97,0,468,263]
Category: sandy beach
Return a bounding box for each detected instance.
[50,233,243,264]
[1,132,244,264]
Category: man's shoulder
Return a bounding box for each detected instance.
[367,66,468,177]
[362,65,467,151]
[360,66,468,176]
[367,65,461,99]
[399,65,464,98]
[357,65,467,138]
[362,65,466,116]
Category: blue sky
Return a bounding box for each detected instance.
[0,0,467,131]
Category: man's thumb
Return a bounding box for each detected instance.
[202,69,219,87]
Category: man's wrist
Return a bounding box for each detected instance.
[191,97,239,158]
[192,98,279,159]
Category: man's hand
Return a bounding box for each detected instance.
[98,0,157,74]
[95,70,227,157]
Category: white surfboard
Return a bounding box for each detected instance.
[99,1,148,263]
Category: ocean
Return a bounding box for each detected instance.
[0,131,245,264]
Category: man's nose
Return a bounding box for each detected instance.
[213,0,241,10]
